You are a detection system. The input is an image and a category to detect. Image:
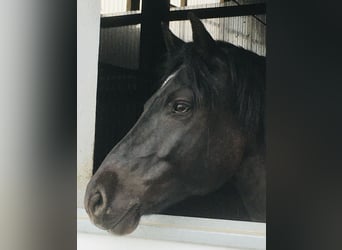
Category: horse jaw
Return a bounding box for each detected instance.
[233,146,266,222]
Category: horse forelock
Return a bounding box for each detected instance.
[160,66,184,89]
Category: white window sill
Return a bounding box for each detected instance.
[77,208,266,250]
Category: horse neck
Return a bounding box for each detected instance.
[233,139,266,222]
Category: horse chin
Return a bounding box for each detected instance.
[90,203,141,235]
[107,208,141,235]
[108,215,140,235]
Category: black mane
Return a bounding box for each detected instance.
[158,40,265,139]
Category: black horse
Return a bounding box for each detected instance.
[85,14,265,235]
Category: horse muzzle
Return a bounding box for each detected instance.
[84,169,142,235]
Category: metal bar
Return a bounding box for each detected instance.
[127,0,140,11]
[169,3,266,21]
[180,0,187,7]
[100,13,141,28]
[100,3,266,28]
[139,0,170,71]
[231,0,266,25]
[126,0,132,11]
[139,0,170,96]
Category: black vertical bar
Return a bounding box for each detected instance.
[127,0,140,11]
[131,0,140,10]
[180,0,187,7]
[139,0,170,96]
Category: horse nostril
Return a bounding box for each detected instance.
[89,191,106,217]
[85,171,117,219]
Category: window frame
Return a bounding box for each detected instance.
[78,1,266,249]
[77,208,266,249]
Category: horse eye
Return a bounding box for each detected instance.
[173,102,191,113]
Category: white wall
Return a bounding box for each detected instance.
[77,0,101,208]
[101,0,127,15]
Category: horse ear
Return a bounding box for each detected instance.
[188,12,215,53]
[161,22,185,53]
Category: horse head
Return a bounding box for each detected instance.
[84,14,265,235]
